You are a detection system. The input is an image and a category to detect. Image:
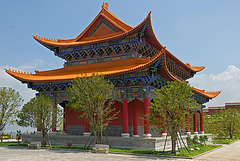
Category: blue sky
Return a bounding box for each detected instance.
[1,1,240,131]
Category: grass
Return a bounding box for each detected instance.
[177,144,221,157]
[0,142,221,158]
[49,145,92,150]
[0,142,28,147]
[109,144,221,157]
[212,138,239,144]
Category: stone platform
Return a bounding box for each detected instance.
[22,133,212,151]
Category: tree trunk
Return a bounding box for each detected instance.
[171,131,177,154]
[42,131,47,146]
[95,131,103,144]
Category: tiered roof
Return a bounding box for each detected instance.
[5,2,220,99]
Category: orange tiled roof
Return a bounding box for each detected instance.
[160,53,220,99]
[33,2,136,48]
[165,50,205,73]
[5,50,164,82]
[33,3,204,75]
[193,88,221,99]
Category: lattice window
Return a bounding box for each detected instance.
[96,48,104,57]
[65,53,73,61]
[166,58,192,80]
[79,51,87,59]
[86,50,95,58]
[104,47,113,55]
[138,46,149,57]
[72,52,80,60]
[121,44,131,53]
[112,46,121,54]
[130,43,141,52]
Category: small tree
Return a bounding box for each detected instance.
[0,87,23,142]
[221,108,240,139]
[199,135,208,146]
[149,81,199,154]
[193,135,199,148]
[17,94,61,146]
[186,135,193,146]
[67,75,119,144]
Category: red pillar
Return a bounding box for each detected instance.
[63,106,66,133]
[162,111,167,136]
[52,102,57,132]
[133,100,139,137]
[200,112,204,134]
[37,128,41,133]
[83,121,90,136]
[186,109,191,135]
[64,103,68,133]
[144,98,151,137]
[121,99,129,137]
[193,110,198,134]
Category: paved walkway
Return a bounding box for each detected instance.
[0,141,239,161]
[194,140,240,161]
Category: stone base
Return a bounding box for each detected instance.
[186,132,191,135]
[83,132,91,136]
[200,131,204,134]
[50,132,57,134]
[143,134,152,138]
[133,135,139,137]
[121,133,130,137]
[21,133,212,151]
[36,131,42,134]
[194,132,198,134]
[162,133,167,136]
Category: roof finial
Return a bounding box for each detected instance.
[102,2,108,10]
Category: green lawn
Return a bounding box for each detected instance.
[0,142,28,146]
[212,138,239,144]
[0,142,221,158]
[49,145,92,150]
[109,144,221,157]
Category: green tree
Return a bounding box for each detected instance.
[221,108,240,139]
[17,94,61,146]
[204,109,240,139]
[149,81,199,154]
[67,75,119,144]
[0,87,23,142]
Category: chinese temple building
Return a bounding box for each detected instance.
[6,3,220,137]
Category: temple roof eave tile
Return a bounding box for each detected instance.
[5,50,164,82]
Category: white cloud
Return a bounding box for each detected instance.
[189,65,240,107]
[19,59,46,70]
[0,66,36,103]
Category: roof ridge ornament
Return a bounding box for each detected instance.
[102,2,109,10]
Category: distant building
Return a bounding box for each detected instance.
[205,102,240,115]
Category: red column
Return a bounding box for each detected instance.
[64,103,68,133]
[200,112,204,134]
[52,102,57,132]
[162,127,167,136]
[83,121,90,136]
[121,99,129,137]
[37,128,41,133]
[133,100,139,137]
[144,98,151,137]
[162,111,167,136]
[186,109,191,135]
[63,106,66,133]
[193,110,198,134]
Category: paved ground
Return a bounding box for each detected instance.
[194,140,240,161]
[0,141,239,161]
